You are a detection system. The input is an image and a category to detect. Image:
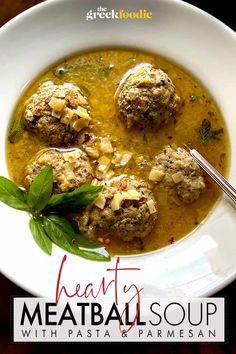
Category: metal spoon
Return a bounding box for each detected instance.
[190,149,236,206]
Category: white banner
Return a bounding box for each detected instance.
[13,297,225,342]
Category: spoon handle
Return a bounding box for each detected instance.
[190,149,236,206]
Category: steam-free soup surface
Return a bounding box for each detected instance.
[7,49,229,255]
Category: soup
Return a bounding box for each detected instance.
[7,49,229,256]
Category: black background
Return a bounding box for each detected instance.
[185,0,235,31]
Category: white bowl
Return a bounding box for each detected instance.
[1,0,236,298]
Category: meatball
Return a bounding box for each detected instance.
[150,146,205,203]
[24,83,91,146]
[78,176,157,241]
[117,65,181,129]
[24,148,93,193]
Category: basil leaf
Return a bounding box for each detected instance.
[27,166,53,212]
[70,247,111,262]
[45,185,102,211]
[8,118,25,144]
[43,215,110,262]
[199,119,211,143]
[0,176,28,211]
[29,217,52,255]
[70,220,101,249]
[76,235,102,249]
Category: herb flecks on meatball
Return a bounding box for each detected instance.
[117,65,181,129]
[149,146,205,203]
[24,83,91,146]
[78,176,158,241]
[24,148,93,193]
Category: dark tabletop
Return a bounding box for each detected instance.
[0,1,236,353]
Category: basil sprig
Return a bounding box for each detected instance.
[0,167,110,261]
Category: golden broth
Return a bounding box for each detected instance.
[7,49,229,255]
